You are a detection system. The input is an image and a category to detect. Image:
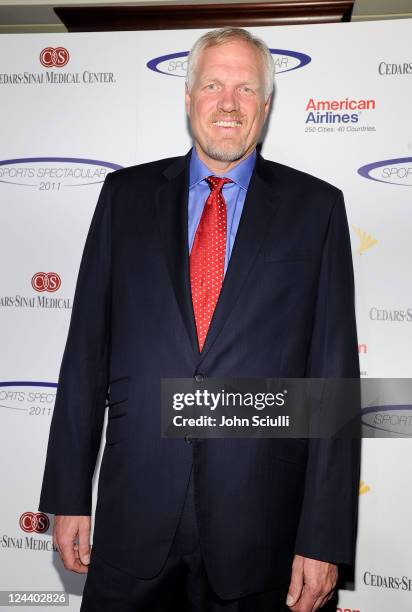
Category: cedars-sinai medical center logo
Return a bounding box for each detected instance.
[1,508,56,553]
[147,49,311,77]
[358,157,412,186]
[0,273,69,309]
[1,49,115,86]
[20,512,49,534]
[32,272,61,293]
[39,47,70,68]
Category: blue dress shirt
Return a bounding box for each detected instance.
[188,147,256,275]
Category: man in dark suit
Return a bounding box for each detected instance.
[39,27,360,612]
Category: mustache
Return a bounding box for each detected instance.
[209,113,245,123]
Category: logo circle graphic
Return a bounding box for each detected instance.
[358,157,412,186]
[32,272,61,293]
[19,512,49,533]
[146,49,311,77]
[0,157,123,189]
[39,47,69,68]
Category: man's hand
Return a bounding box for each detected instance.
[53,515,91,574]
[286,554,338,611]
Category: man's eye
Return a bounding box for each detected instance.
[205,83,218,91]
[239,86,253,94]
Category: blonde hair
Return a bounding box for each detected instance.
[186,27,275,100]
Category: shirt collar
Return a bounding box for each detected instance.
[189,146,256,190]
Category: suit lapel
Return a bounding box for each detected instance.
[154,153,200,358]
[198,154,281,364]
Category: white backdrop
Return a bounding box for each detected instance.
[0,19,411,612]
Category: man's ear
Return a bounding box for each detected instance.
[185,83,191,117]
[263,94,272,121]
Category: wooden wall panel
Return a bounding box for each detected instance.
[55,0,355,32]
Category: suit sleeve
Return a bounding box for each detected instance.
[38,173,112,516]
[294,190,361,566]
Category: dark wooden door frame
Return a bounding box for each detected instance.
[55,0,355,32]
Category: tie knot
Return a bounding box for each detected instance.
[206,175,232,193]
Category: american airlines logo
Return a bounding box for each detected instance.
[305,97,376,125]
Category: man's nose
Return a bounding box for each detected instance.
[217,88,239,112]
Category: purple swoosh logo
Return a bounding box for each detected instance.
[361,404,412,436]
[147,49,311,77]
[0,157,123,187]
[358,157,412,186]
[0,381,57,413]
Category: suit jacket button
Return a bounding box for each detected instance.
[194,374,204,382]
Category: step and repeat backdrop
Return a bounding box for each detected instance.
[0,18,411,612]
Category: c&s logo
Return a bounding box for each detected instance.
[358,157,412,186]
[2,511,55,551]
[39,47,70,68]
[0,272,70,310]
[0,510,55,552]
[31,272,61,293]
[19,512,50,534]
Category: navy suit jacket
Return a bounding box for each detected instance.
[39,151,360,599]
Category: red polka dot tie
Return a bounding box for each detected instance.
[190,176,232,352]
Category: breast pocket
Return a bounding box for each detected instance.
[106,376,129,445]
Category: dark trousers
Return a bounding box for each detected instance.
[81,470,290,611]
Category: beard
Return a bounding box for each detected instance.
[199,112,248,162]
[201,135,247,162]
[203,141,246,162]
